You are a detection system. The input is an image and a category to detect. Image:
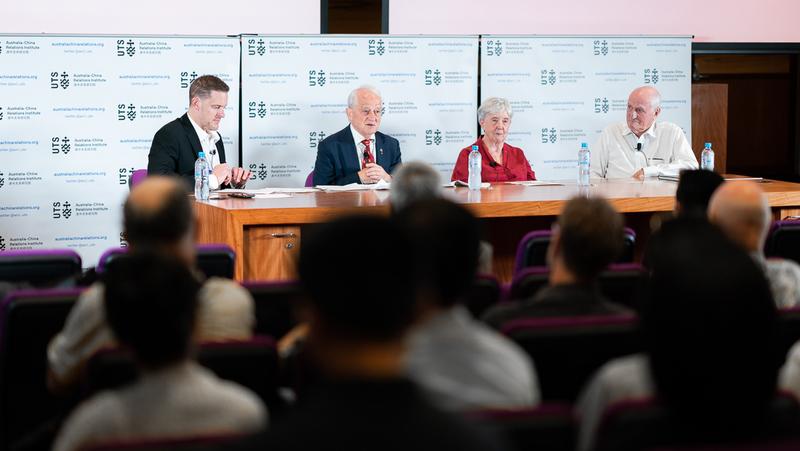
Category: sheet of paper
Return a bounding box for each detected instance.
[317,179,391,192]
[444,180,491,189]
[507,180,564,187]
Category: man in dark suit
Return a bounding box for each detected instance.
[312,86,402,186]
[148,75,251,190]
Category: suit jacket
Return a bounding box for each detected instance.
[147,113,226,189]
[313,125,401,186]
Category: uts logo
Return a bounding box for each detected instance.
[308,131,327,149]
[51,136,71,155]
[120,232,128,248]
[247,38,266,56]
[0,236,5,252]
[0,171,4,189]
[308,70,326,87]
[541,128,558,144]
[644,68,660,84]
[117,104,137,121]
[425,129,442,146]
[485,40,503,57]
[50,71,70,89]
[424,69,441,86]
[540,69,556,86]
[593,40,609,56]
[119,167,135,185]
[0,43,3,55]
[116,39,136,57]
[594,97,610,114]
[368,39,385,56]
[0,107,3,121]
[52,201,72,220]
[248,163,268,181]
[248,101,267,119]
[180,71,198,89]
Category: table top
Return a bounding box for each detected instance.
[197,177,800,225]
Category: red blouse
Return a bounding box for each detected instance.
[451,138,536,183]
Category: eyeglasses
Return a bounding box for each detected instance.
[359,108,382,117]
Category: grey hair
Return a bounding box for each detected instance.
[390,161,441,212]
[477,97,513,122]
[348,85,382,108]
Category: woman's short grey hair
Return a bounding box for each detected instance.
[477,97,513,122]
[390,161,441,212]
[348,85,382,108]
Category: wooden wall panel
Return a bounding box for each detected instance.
[692,83,728,174]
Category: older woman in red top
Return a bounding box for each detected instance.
[451,97,536,183]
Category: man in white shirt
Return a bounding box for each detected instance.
[592,86,698,179]
[148,75,251,190]
[312,85,402,186]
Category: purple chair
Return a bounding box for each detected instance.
[304,171,315,187]
[468,403,575,451]
[514,227,637,274]
[242,280,302,339]
[129,169,147,189]
[0,249,82,285]
[0,288,82,447]
[765,220,800,265]
[501,314,641,401]
[594,393,800,451]
[97,244,235,279]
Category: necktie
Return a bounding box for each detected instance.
[361,139,374,169]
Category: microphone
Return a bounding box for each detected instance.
[636,143,642,152]
[489,161,499,168]
[379,148,384,156]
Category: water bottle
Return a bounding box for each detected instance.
[578,142,590,186]
[468,145,482,190]
[701,142,715,171]
[194,151,210,201]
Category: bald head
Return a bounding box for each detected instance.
[124,176,195,261]
[708,181,771,253]
[627,86,662,137]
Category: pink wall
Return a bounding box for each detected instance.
[4,0,320,34]
[390,0,798,42]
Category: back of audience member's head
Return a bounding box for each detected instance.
[393,199,480,308]
[389,161,442,212]
[551,196,623,282]
[298,215,415,342]
[643,219,778,438]
[707,180,771,253]
[104,252,201,370]
[675,170,724,219]
[124,176,196,265]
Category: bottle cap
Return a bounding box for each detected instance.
[581,142,588,148]
[472,145,479,151]
[198,151,206,158]
[704,143,711,148]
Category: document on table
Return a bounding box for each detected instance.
[507,180,564,187]
[444,180,491,189]
[316,179,391,192]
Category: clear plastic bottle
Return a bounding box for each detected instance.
[468,144,482,190]
[194,151,210,201]
[578,142,590,186]
[701,142,715,171]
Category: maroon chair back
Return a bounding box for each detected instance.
[469,403,575,451]
[464,274,502,318]
[97,244,235,279]
[0,249,82,285]
[242,280,302,339]
[765,220,800,265]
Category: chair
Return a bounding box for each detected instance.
[508,263,647,310]
[594,393,800,451]
[501,314,642,401]
[514,227,637,274]
[765,220,800,265]
[129,169,148,189]
[84,336,281,410]
[469,403,575,451]
[0,249,82,285]
[0,288,82,449]
[242,281,302,339]
[304,171,315,187]
[96,244,235,279]
[464,274,502,318]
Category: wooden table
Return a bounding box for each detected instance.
[195,177,800,283]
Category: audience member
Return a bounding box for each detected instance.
[674,169,725,219]
[483,196,631,329]
[47,176,254,391]
[53,253,266,451]
[709,180,800,308]
[592,86,698,179]
[234,215,506,451]
[396,199,539,410]
[576,220,778,450]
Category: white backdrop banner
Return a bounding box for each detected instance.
[241,35,479,187]
[480,35,692,180]
[0,34,240,267]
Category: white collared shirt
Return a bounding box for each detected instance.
[591,121,698,179]
[350,125,376,168]
[188,114,222,189]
